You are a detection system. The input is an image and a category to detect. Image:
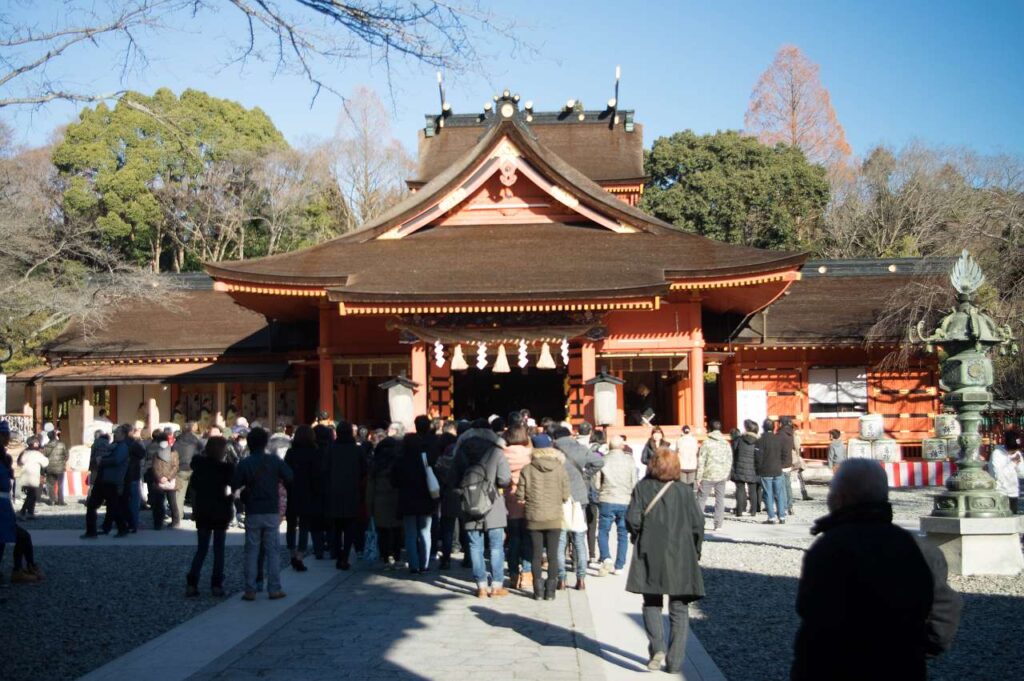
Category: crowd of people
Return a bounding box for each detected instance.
[0,405,998,675]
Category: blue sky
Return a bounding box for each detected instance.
[4,0,1023,158]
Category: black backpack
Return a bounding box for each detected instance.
[457,453,497,520]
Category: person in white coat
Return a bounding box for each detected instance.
[989,431,1024,515]
[18,438,49,519]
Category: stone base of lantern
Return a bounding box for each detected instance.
[920,515,1024,576]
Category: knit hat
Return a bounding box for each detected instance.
[530,434,552,448]
[43,422,54,433]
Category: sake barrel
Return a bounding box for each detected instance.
[871,438,902,463]
[847,438,873,459]
[922,438,955,461]
[934,414,961,439]
[859,414,885,441]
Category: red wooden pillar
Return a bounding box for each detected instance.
[411,343,428,417]
[580,341,596,424]
[108,386,118,423]
[690,341,705,434]
[720,361,738,430]
[567,341,595,424]
[318,302,334,420]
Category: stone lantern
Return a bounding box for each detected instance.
[586,369,625,427]
[914,250,1023,574]
[379,374,419,432]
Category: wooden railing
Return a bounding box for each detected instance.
[0,413,32,436]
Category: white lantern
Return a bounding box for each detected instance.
[586,370,625,426]
[379,375,419,431]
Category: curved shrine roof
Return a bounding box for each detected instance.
[206,109,807,304]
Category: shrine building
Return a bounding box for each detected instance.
[9,92,942,458]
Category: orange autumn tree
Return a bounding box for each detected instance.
[745,45,852,169]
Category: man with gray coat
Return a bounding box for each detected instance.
[449,419,512,597]
[552,426,604,589]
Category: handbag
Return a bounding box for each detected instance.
[157,477,177,492]
[422,452,441,500]
[561,500,587,532]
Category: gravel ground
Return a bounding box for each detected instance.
[690,486,1023,681]
[0,544,290,681]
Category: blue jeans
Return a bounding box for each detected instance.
[467,527,506,588]
[598,502,628,569]
[760,475,787,521]
[128,482,141,531]
[244,513,282,593]
[403,514,432,571]
[506,518,532,576]
[558,529,588,580]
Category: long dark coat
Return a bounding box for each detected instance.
[731,433,760,484]
[189,456,235,529]
[367,437,402,528]
[792,503,939,681]
[625,478,704,600]
[756,431,784,477]
[324,442,367,519]
[284,444,322,516]
[391,435,435,517]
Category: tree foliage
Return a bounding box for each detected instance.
[745,45,852,171]
[641,130,830,250]
[52,88,288,270]
[0,122,166,368]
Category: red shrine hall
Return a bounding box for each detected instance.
[10,91,941,458]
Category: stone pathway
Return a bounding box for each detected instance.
[73,555,724,681]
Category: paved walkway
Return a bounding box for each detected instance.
[74,554,726,681]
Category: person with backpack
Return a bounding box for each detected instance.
[449,419,511,598]
[432,423,460,570]
[232,427,293,601]
[516,436,571,600]
[627,446,705,673]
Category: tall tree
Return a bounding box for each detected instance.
[0,123,164,368]
[0,1,524,109]
[744,45,852,170]
[322,86,413,231]
[641,130,829,250]
[52,88,287,270]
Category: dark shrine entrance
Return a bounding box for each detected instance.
[453,367,567,421]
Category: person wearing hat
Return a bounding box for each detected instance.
[516,434,570,600]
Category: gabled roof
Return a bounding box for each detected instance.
[411,114,646,186]
[206,104,806,307]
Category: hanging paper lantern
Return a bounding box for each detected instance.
[450,344,468,371]
[433,340,445,368]
[493,345,511,373]
[517,339,528,369]
[537,342,556,369]
[476,342,488,370]
[560,338,570,365]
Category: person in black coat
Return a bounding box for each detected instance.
[284,425,324,570]
[325,422,367,570]
[792,459,961,681]
[732,420,761,517]
[756,419,788,524]
[626,446,704,674]
[391,433,435,573]
[186,437,235,597]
